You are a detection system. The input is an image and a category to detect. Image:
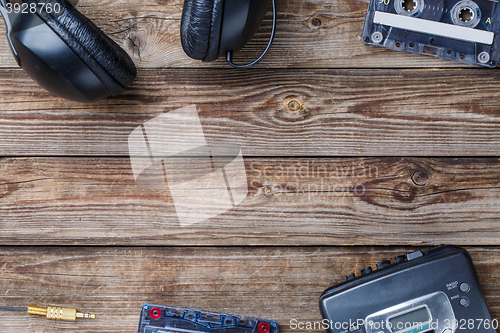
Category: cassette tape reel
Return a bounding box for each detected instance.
[362,0,500,66]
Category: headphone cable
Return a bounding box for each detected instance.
[226,0,277,68]
[0,306,28,311]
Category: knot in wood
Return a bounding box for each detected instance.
[311,18,322,27]
[263,186,273,197]
[288,100,301,112]
[412,170,429,186]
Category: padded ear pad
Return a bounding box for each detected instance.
[24,0,137,96]
[180,0,224,62]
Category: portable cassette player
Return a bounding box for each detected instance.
[319,246,495,333]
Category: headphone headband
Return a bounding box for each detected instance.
[0,0,21,65]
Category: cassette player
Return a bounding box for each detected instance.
[362,0,500,66]
[138,303,279,333]
[319,245,496,333]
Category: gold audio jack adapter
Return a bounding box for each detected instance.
[0,305,96,321]
[28,305,96,321]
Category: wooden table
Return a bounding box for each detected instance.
[1,0,499,332]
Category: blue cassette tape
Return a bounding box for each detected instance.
[138,304,279,333]
[362,0,500,66]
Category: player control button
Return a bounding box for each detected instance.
[376,260,391,269]
[346,273,356,281]
[406,250,424,261]
[395,255,406,263]
[459,297,469,307]
[361,267,373,275]
[459,282,470,292]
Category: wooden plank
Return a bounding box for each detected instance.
[0,0,469,69]
[1,157,499,246]
[0,246,498,333]
[1,69,500,156]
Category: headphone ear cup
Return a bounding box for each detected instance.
[180,0,224,62]
[25,0,136,96]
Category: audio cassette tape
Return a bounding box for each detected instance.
[138,304,279,333]
[362,0,500,66]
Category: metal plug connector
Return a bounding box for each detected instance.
[28,305,96,321]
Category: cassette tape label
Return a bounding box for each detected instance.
[362,0,500,66]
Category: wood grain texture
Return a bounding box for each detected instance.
[0,0,472,69]
[0,2,499,332]
[2,69,500,156]
[1,157,499,246]
[0,246,498,333]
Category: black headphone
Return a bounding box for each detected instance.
[180,0,276,68]
[0,0,276,102]
[0,0,137,103]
